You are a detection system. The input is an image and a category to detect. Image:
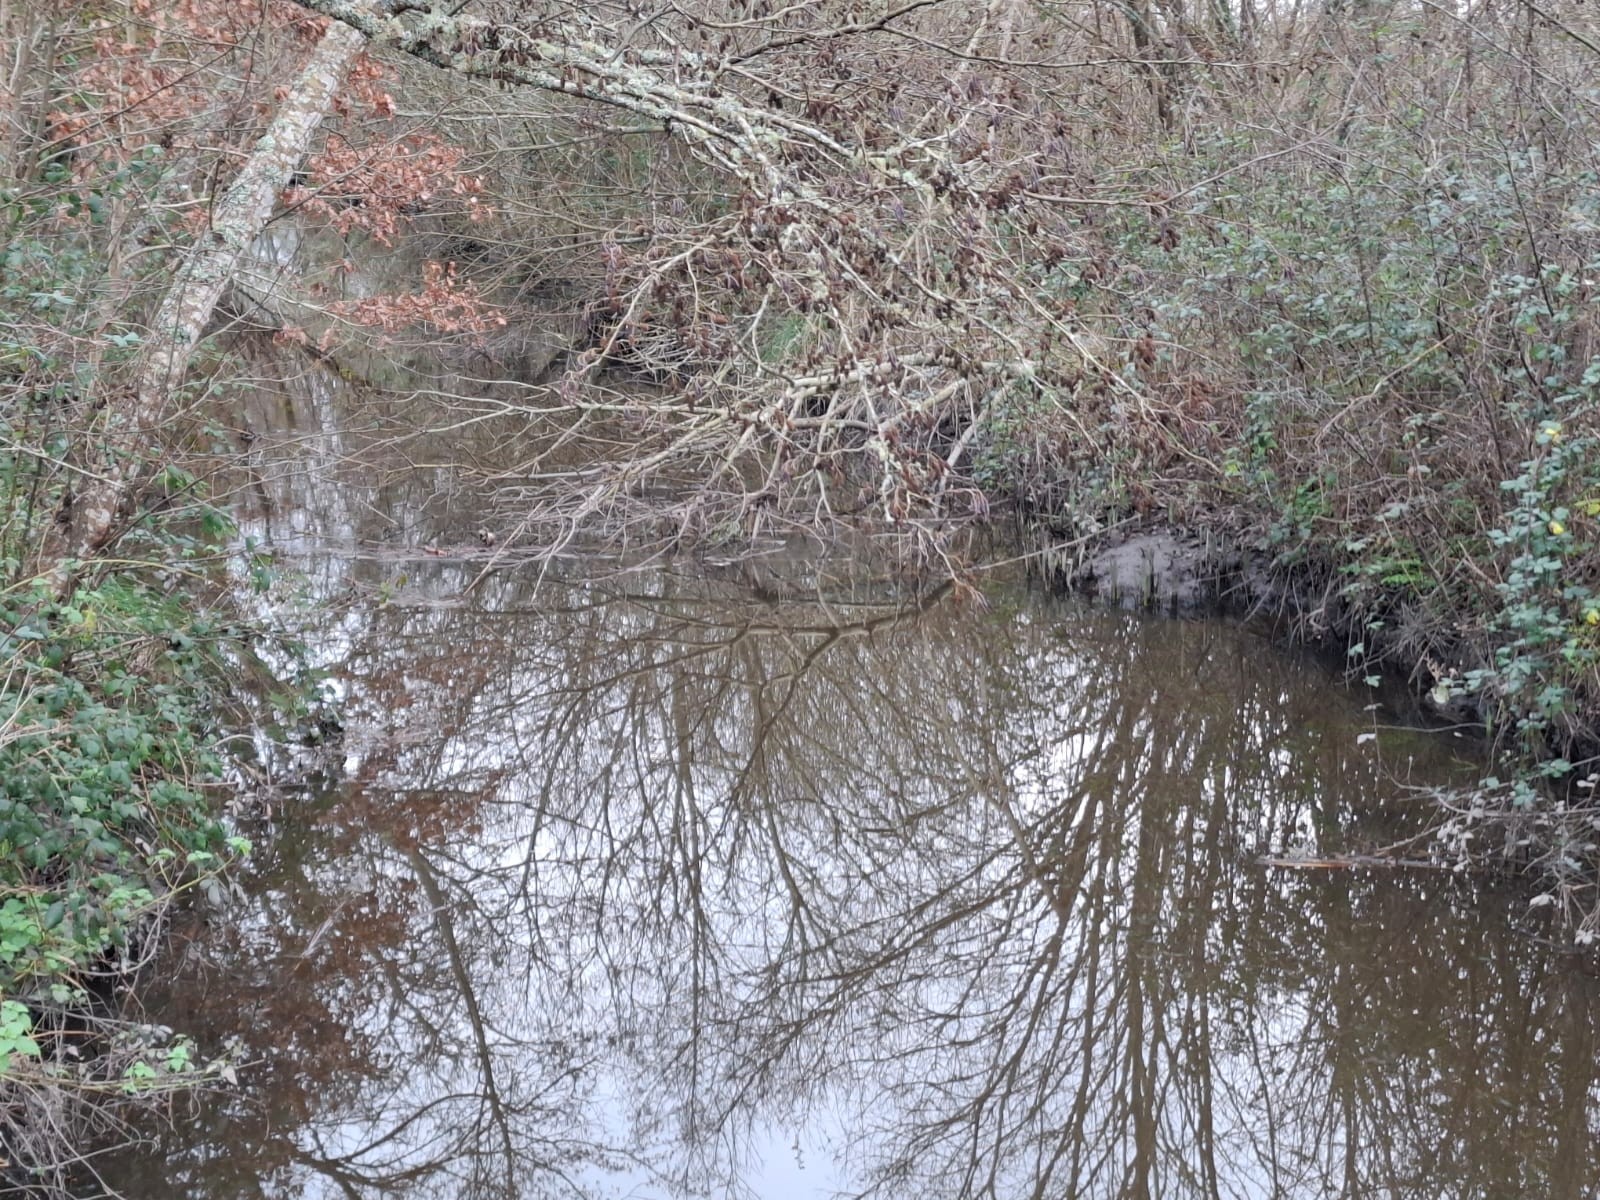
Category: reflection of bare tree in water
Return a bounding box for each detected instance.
[109,564,1599,1200]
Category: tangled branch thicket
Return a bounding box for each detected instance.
[289,0,1600,905]
[296,2,1600,648]
[304,0,1152,550]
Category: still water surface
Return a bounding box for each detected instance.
[99,369,1600,1199]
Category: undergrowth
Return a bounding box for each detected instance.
[0,397,323,1191]
[0,554,331,1191]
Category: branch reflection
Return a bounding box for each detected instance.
[111,561,1598,1200]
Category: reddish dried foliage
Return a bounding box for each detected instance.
[326,261,506,339]
[43,0,498,339]
[286,132,489,245]
[46,0,322,174]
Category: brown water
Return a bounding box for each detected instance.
[92,366,1600,1199]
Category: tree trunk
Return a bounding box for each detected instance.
[42,14,365,594]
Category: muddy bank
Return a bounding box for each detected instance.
[1034,526,1487,730]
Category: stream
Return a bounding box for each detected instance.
[93,365,1600,1199]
